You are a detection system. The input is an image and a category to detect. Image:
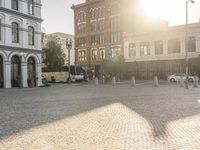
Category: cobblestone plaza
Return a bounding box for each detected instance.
[0,83,200,150]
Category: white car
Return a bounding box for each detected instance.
[167,73,198,82]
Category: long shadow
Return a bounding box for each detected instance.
[0,85,199,140]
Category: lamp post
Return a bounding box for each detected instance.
[66,38,72,83]
[185,0,195,89]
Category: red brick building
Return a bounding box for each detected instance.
[72,0,141,78]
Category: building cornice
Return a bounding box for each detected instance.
[0,7,43,22]
[0,45,42,53]
[71,0,105,9]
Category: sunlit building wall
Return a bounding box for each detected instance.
[0,0,43,88]
[124,23,200,79]
[72,0,141,78]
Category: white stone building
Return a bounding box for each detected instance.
[45,32,75,65]
[123,23,200,79]
[0,0,42,88]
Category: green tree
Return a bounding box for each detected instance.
[103,56,125,77]
[42,37,65,71]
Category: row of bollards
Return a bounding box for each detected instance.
[94,75,199,88]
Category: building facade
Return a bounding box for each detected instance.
[72,0,141,78]
[124,23,200,80]
[45,32,75,66]
[0,0,43,88]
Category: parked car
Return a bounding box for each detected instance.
[167,73,199,82]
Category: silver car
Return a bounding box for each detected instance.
[167,73,198,82]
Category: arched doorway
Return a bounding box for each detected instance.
[0,55,3,88]
[11,55,21,87]
[27,57,36,87]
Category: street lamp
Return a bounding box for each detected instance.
[66,38,72,83]
[185,0,195,89]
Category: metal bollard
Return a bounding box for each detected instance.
[180,76,184,87]
[102,75,105,85]
[154,76,158,87]
[193,76,198,88]
[131,76,136,87]
[95,77,99,85]
[112,76,116,86]
[118,78,121,84]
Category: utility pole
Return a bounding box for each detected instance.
[185,0,195,89]
[66,38,72,83]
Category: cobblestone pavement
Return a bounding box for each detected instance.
[0,83,200,150]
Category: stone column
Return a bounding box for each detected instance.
[124,41,129,59]
[163,40,168,55]
[21,62,28,88]
[136,43,140,57]
[36,63,42,86]
[4,61,11,88]
[150,41,155,56]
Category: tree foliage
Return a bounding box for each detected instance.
[103,56,125,76]
[42,37,66,71]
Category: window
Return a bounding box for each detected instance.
[98,7,104,17]
[98,34,104,45]
[129,43,136,57]
[0,20,1,41]
[155,41,163,55]
[168,38,180,54]
[12,22,19,43]
[98,20,104,31]
[28,26,34,45]
[78,37,86,47]
[110,17,120,30]
[91,35,97,46]
[99,48,105,60]
[91,21,97,31]
[110,32,121,44]
[78,12,86,22]
[140,42,150,56]
[78,50,87,61]
[28,0,34,15]
[112,47,121,57]
[78,24,86,34]
[12,0,18,10]
[91,49,98,60]
[188,36,196,52]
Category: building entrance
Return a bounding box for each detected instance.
[11,55,21,87]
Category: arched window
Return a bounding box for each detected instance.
[12,22,19,43]
[12,0,18,10]
[28,26,34,45]
[78,12,86,22]
[28,0,34,15]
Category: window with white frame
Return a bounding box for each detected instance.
[12,0,18,10]
[91,49,98,60]
[188,36,196,52]
[12,22,19,43]
[78,50,87,61]
[129,43,136,57]
[155,40,163,55]
[111,47,121,57]
[28,26,34,45]
[140,42,150,56]
[28,0,34,15]
[99,48,105,60]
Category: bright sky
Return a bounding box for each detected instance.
[42,0,200,34]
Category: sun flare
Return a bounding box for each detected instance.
[141,0,185,22]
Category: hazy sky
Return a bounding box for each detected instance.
[42,0,200,35]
